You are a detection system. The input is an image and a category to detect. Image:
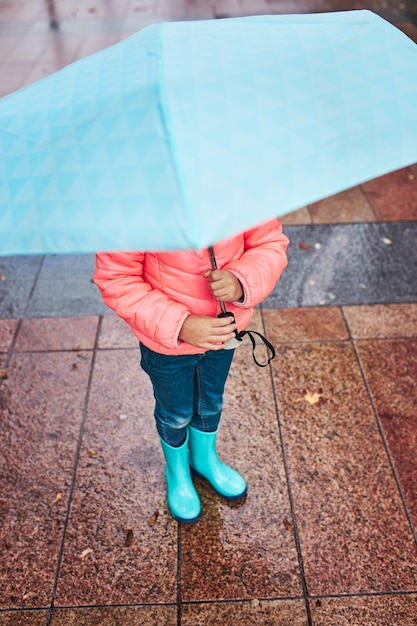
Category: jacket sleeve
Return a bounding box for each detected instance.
[94,252,190,348]
[226,218,289,308]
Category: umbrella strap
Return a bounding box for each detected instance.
[208,245,276,367]
[236,329,276,368]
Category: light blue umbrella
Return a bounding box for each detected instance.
[1,10,417,255]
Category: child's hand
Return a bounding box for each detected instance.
[204,270,243,303]
[179,314,237,350]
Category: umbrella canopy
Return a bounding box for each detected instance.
[1,10,417,255]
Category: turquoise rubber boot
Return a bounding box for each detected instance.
[160,431,201,523]
[188,425,247,500]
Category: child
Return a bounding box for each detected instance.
[94,218,288,523]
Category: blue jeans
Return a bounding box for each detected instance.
[140,344,235,447]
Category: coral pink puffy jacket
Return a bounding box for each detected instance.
[95,218,289,355]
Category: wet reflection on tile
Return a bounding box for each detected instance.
[310,593,417,625]
[356,338,417,529]
[55,349,178,606]
[51,604,177,625]
[182,599,308,625]
[181,347,302,602]
[272,341,417,595]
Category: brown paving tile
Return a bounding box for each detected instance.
[309,187,376,224]
[182,599,308,625]
[0,319,18,352]
[279,207,312,226]
[181,346,302,602]
[355,338,417,529]
[272,341,417,595]
[98,315,138,349]
[362,167,417,221]
[51,605,177,625]
[0,351,91,608]
[343,303,417,339]
[4,35,50,64]
[310,593,417,625]
[0,610,48,626]
[263,307,349,343]
[55,349,178,606]
[75,34,120,60]
[14,317,98,352]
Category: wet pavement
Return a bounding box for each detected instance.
[1,1,417,625]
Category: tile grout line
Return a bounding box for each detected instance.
[341,307,417,547]
[177,524,182,626]
[23,254,45,318]
[260,308,313,626]
[46,316,103,626]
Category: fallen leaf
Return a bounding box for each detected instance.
[297,387,328,406]
[298,241,312,250]
[0,368,8,380]
[71,363,78,371]
[124,529,134,547]
[79,547,94,560]
[148,511,159,527]
[283,518,293,532]
[52,492,62,505]
[21,591,37,601]
[87,448,98,458]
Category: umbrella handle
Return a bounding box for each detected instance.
[208,246,227,315]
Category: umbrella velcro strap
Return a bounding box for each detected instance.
[236,329,275,368]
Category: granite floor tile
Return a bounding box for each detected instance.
[0,256,43,319]
[309,593,417,626]
[362,166,417,222]
[263,307,349,344]
[51,604,177,625]
[182,599,308,625]
[0,610,48,626]
[0,351,91,608]
[55,349,178,606]
[14,316,98,352]
[272,341,417,595]
[98,315,138,350]
[343,303,417,339]
[26,254,108,317]
[0,320,18,353]
[355,338,417,529]
[309,187,377,224]
[181,346,302,602]
[265,223,417,308]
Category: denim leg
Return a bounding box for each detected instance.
[140,343,198,447]
[191,348,235,433]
